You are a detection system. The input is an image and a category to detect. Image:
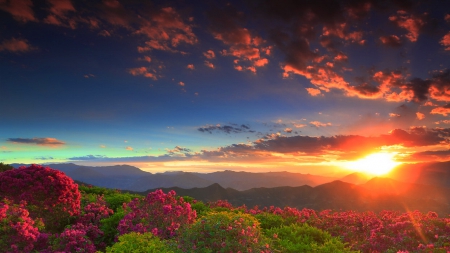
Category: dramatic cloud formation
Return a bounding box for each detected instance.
[7,137,65,146]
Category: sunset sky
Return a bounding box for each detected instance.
[1,0,450,176]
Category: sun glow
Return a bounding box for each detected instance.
[344,152,401,176]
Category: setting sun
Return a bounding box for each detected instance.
[344,152,401,176]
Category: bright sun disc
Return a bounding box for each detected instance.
[345,152,401,176]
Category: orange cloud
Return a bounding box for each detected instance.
[389,11,425,42]
[416,112,425,120]
[187,64,194,70]
[379,35,402,47]
[0,38,33,53]
[204,61,214,69]
[126,146,133,151]
[128,67,157,80]
[203,50,215,59]
[389,113,400,118]
[178,81,185,86]
[310,121,332,127]
[306,88,322,96]
[0,0,36,22]
[135,7,197,53]
[430,105,450,116]
[440,32,450,51]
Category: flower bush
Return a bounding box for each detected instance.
[177,211,271,252]
[0,164,81,232]
[118,189,196,239]
[105,232,175,253]
[0,199,42,253]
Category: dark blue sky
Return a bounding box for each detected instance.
[1,0,450,176]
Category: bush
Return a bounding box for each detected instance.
[100,207,125,247]
[0,199,42,253]
[0,162,13,173]
[118,189,196,239]
[105,232,175,253]
[255,212,285,230]
[265,223,356,253]
[0,164,81,232]
[177,211,271,252]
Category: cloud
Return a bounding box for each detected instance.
[0,0,36,22]
[379,35,402,47]
[166,145,191,155]
[68,155,107,160]
[389,10,426,42]
[305,88,322,96]
[203,50,215,59]
[128,67,157,80]
[200,126,450,162]
[389,113,400,118]
[207,4,269,73]
[44,0,76,28]
[284,128,293,133]
[430,104,450,116]
[186,64,194,70]
[7,137,65,146]
[198,124,254,134]
[204,60,215,69]
[100,145,106,148]
[416,112,425,120]
[101,0,133,27]
[134,7,197,53]
[0,38,33,53]
[125,146,133,151]
[441,32,450,51]
[310,121,332,128]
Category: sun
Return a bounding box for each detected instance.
[344,152,401,176]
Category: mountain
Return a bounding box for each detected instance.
[388,161,450,188]
[9,164,340,191]
[194,170,338,190]
[145,178,450,215]
[339,172,372,185]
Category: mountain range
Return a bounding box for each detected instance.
[10,161,450,215]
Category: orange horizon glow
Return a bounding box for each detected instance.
[343,152,401,176]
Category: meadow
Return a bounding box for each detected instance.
[1,164,450,253]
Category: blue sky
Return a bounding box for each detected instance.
[1,0,450,176]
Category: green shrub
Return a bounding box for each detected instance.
[191,201,211,218]
[105,232,174,253]
[177,211,271,252]
[255,212,286,229]
[265,223,357,253]
[99,207,125,247]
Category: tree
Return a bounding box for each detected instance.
[0,162,13,173]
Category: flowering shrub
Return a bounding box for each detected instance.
[177,211,271,252]
[105,232,175,253]
[265,223,356,253]
[118,189,196,239]
[0,199,42,253]
[0,164,81,232]
[44,225,97,253]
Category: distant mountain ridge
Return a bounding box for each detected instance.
[10,163,339,191]
[144,178,450,215]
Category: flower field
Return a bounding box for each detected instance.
[1,164,450,252]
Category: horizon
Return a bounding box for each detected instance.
[1,0,450,176]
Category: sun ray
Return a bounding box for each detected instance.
[344,152,401,176]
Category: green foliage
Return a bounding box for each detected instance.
[0,162,13,173]
[255,212,286,230]
[190,201,211,218]
[79,184,142,212]
[177,211,270,252]
[265,223,357,253]
[100,207,125,247]
[105,232,175,253]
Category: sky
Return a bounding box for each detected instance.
[1,0,450,176]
